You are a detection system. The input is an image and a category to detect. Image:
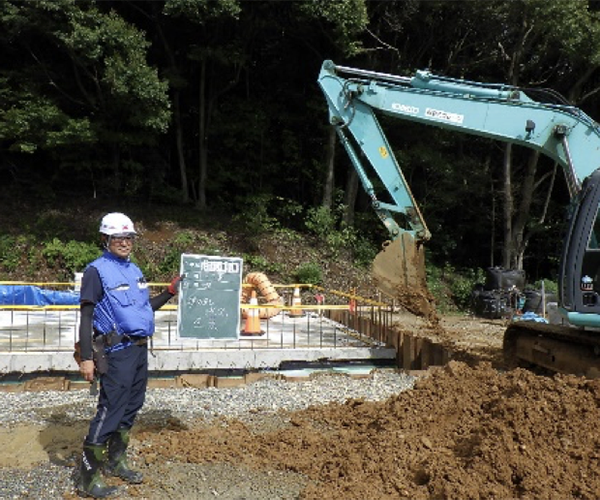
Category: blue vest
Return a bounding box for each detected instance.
[89,252,154,338]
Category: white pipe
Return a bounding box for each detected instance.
[541,280,546,318]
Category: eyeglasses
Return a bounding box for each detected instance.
[110,235,135,243]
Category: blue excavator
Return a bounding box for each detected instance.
[318,60,600,377]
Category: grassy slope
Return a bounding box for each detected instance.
[0,199,379,303]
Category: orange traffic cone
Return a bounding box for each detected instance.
[349,297,357,315]
[349,288,357,315]
[288,287,303,317]
[315,292,324,317]
[241,291,264,336]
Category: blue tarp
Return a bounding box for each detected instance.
[0,285,80,306]
[513,311,549,324]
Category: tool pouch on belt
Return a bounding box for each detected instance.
[73,338,108,375]
[73,341,82,367]
[92,336,109,375]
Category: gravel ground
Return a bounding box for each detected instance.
[0,371,416,499]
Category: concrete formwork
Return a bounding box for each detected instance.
[0,306,397,374]
[0,299,453,376]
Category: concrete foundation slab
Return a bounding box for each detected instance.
[0,309,395,374]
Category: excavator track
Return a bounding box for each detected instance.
[503,321,600,378]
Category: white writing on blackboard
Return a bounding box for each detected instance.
[186,260,240,273]
[186,296,215,307]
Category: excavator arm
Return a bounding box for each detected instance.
[318,60,600,376]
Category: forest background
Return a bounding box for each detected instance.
[2,0,600,310]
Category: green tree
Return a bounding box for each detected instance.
[0,0,170,197]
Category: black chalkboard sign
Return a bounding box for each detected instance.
[177,254,243,339]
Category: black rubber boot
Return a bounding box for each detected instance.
[105,428,144,484]
[78,442,120,498]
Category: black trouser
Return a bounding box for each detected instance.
[85,342,148,445]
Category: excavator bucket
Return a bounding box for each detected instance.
[372,233,436,319]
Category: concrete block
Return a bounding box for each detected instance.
[0,383,24,393]
[176,374,213,388]
[148,378,178,389]
[214,376,246,389]
[24,377,68,392]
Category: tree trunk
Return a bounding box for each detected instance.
[500,11,532,270]
[512,150,540,269]
[151,6,189,204]
[486,155,496,267]
[195,57,243,211]
[502,143,513,269]
[173,91,189,203]
[112,144,121,194]
[197,57,207,211]
[322,126,336,208]
[344,168,359,226]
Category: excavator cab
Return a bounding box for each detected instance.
[503,169,600,377]
[559,169,600,323]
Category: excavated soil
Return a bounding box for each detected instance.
[136,361,600,499]
[388,309,508,370]
[2,314,600,499]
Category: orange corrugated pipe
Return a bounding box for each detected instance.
[241,272,283,319]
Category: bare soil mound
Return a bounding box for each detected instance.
[136,361,600,500]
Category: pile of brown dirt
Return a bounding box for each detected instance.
[138,361,600,500]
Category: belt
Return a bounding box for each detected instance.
[94,332,149,348]
[122,335,148,346]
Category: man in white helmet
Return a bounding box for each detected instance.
[77,212,182,498]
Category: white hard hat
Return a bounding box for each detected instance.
[99,212,137,236]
